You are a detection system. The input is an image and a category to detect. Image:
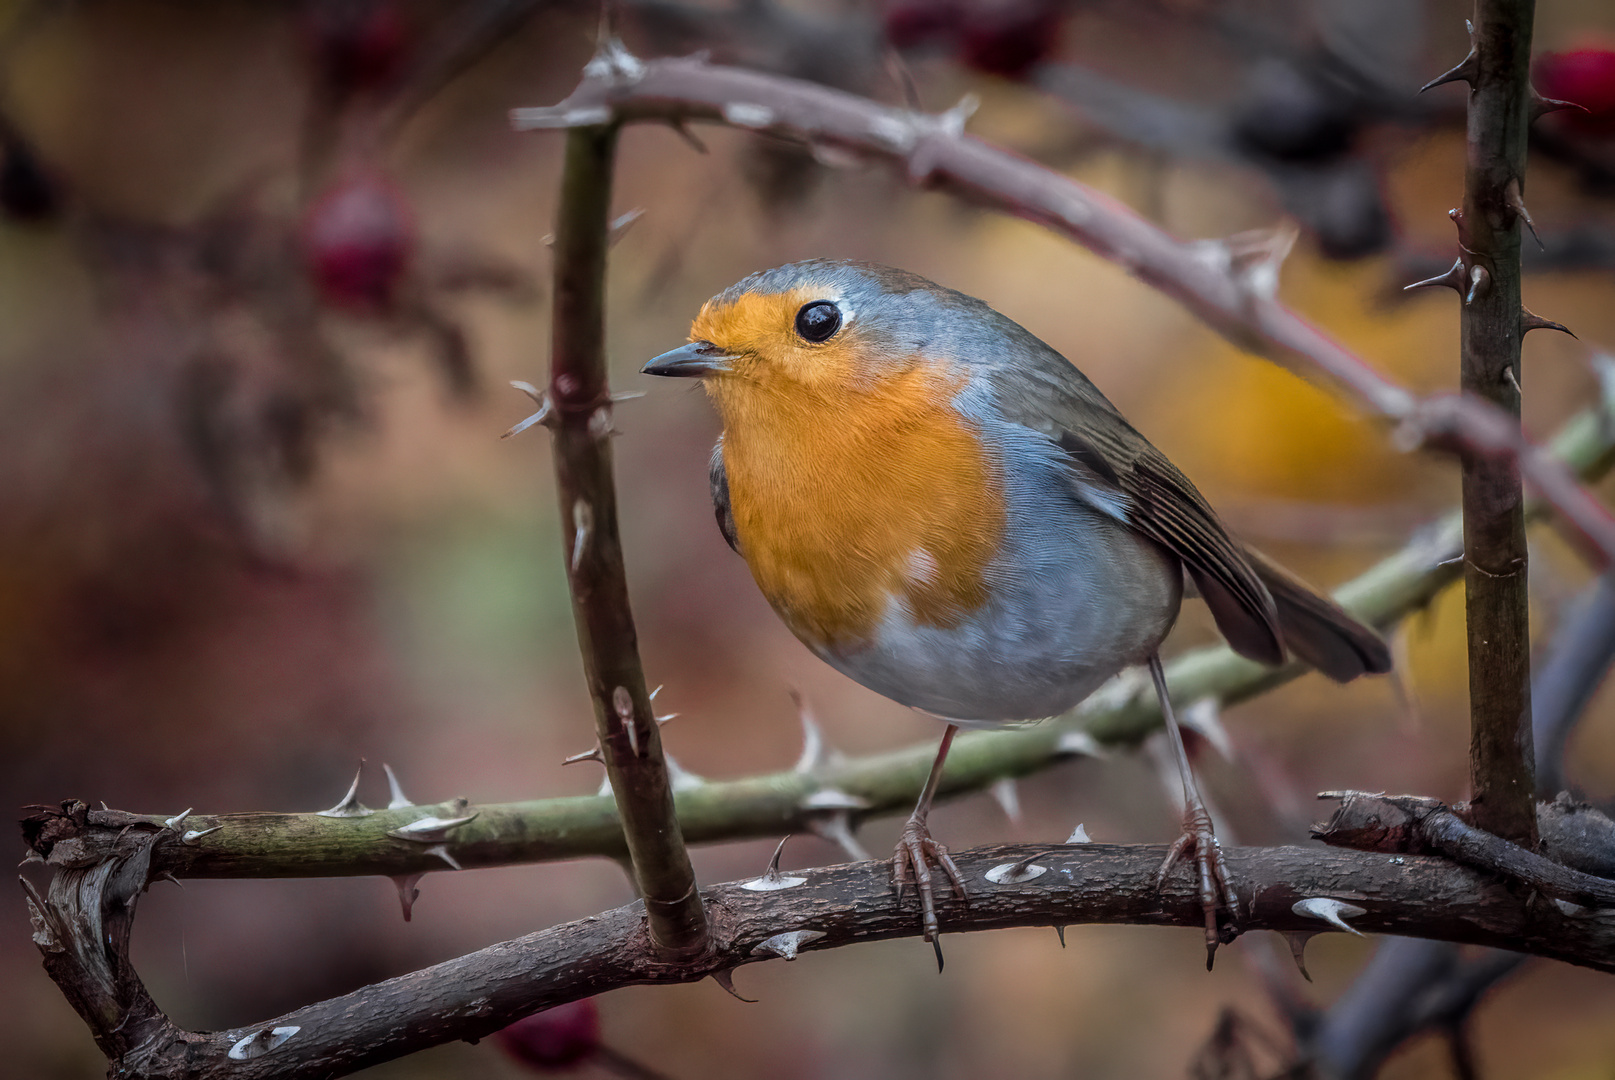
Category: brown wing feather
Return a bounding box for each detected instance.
[1242,545,1393,681]
[1057,427,1285,667]
[918,282,1386,681]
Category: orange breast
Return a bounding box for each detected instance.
[711,363,1006,649]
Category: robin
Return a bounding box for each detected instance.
[642,259,1390,967]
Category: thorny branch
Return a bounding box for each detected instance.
[1445,0,1540,847]
[23,832,1615,1080]
[25,373,1615,886]
[543,121,707,958]
[513,50,1615,568]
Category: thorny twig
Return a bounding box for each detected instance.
[1445,0,1541,846]
[513,50,1615,569]
[542,119,707,958]
[23,835,1615,1080]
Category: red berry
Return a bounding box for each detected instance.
[957,0,1061,80]
[298,0,408,97]
[883,0,964,50]
[1535,47,1615,135]
[301,170,413,312]
[494,1000,601,1072]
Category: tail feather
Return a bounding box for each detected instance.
[1243,546,1393,683]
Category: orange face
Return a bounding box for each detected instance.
[690,288,1007,650]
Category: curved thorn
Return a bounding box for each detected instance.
[1505,180,1542,249]
[1419,48,1477,93]
[709,969,756,1003]
[382,764,413,810]
[1531,88,1588,121]
[1522,308,1575,337]
[1403,258,1465,293]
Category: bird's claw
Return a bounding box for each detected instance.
[891,815,967,968]
[1157,804,1238,969]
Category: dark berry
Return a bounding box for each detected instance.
[883,0,965,50]
[301,170,413,312]
[957,0,1061,80]
[1231,60,1354,163]
[1535,47,1615,136]
[0,136,62,222]
[298,0,408,98]
[494,999,601,1072]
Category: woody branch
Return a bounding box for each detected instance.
[24,831,1615,1080]
[543,121,707,957]
[513,49,1615,568]
[1448,0,1539,845]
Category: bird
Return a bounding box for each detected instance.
[642,259,1391,968]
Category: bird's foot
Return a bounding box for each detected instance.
[891,814,967,970]
[1157,803,1239,970]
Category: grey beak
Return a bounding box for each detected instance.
[642,341,733,378]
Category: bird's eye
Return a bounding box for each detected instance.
[794,300,842,343]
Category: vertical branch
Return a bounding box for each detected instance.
[1458,0,1538,845]
[548,123,707,958]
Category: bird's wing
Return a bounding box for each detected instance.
[982,349,1285,668]
[710,437,742,556]
[982,341,1387,680]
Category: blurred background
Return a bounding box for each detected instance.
[6,1,1615,1077]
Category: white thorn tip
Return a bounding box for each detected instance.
[1292,897,1367,934]
[751,929,825,960]
[383,764,413,810]
[989,777,1022,824]
[318,766,373,818]
[227,1026,300,1061]
[985,859,1048,884]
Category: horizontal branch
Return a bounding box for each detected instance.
[25,374,1615,884]
[28,828,1615,1080]
[1317,791,1615,907]
[512,50,1615,567]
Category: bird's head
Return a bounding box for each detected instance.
[642,261,949,409]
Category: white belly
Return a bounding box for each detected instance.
[817,501,1182,723]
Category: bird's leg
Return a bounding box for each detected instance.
[892,722,967,970]
[1147,653,1239,969]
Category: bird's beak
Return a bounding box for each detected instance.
[642,341,733,378]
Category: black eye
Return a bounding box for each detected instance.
[794,300,841,343]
